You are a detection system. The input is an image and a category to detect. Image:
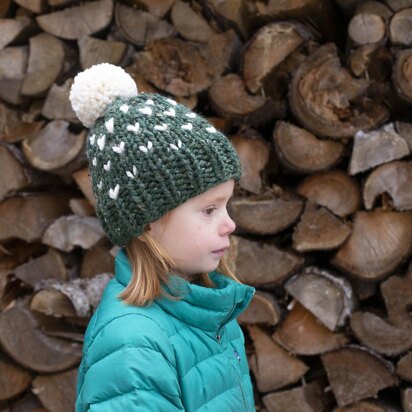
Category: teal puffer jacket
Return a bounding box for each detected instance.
[76,248,256,411]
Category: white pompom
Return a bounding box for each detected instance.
[70,63,138,128]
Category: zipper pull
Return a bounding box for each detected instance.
[216,334,221,343]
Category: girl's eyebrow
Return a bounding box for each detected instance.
[208,192,234,203]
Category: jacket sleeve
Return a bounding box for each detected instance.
[76,314,185,412]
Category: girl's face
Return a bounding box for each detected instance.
[147,179,236,278]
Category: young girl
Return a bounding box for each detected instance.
[70,63,256,412]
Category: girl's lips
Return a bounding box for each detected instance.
[212,247,228,256]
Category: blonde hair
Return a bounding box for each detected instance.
[119,227,241,307]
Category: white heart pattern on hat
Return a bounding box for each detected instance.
[181,123,193,131]
[164,108,175,117]
[166,98,177,106]
[120,104,129,113]
[89,134,96,145]
[105,118,114,133]
[139,107,152,115]
[97,181,103,190]
[170,140,183,151]
[126,165,138,179]
[145,99,154,105]
[97,135,106,150]
[112,142,125,154]
[139,141,153,153]
[109,184,120,200]
[103,160,111,171]
[154,123,168,131]
[92,157,97,166]
[185,112,196,118]
[206,126,216,133]
[127,123,140,133]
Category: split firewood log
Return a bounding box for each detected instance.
[22,120,87,176]
[395,121,412,150]
[42,215,105,252]
[251,0,339,41]
[229,187,303,235]
[403,390,412,412]
[132,0,175,18]
[237,291,280,326]
[171,1,216,42]
[9,392,45,412]
[21,33,65,97]
[397,351,412,382]
[195,0,251,39]
[41,78,79,123]
[292,202,352,252]
[347,43,380,77]
[0,15,38,50]
[350,275,412,356]
[72,167,96,208]
[241,21,312,94]
[393,49,412,104]
[247,325,308,393]
[285,266,356,331]
[115,2,176,46]
[385,0,412,11]
[0,298,81,372]
[80,241,114,278]
[321,346,397,407]
[363,161,412,210]
[209,73,285,126]
[30,273,112,318]
[134,37,217,96]
[333,400,402,411]
[349,123,410,175]
[273,121,345,174]
[297,170,361,217]
[228,236,304,287]
[0,193,71,244]
[290,43,389,138]
[69,198,94,217]
[202,30,242,78]
[348,1,392,47]
[36,0,113,40]
[230,132,271,194]
[78,36,128,70]
[389,8,412,46]
[273,301,348,355]
[0,351,32,401]
[12,248,68,288]
[262,380,330,412]
[0,103,44,144]
[0,241,47,304]
[332,211,412,281]
[0,143,60,201]
[14,0,48,14]
[0,46,28,105]
[32,368,76,412]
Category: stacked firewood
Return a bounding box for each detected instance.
[1,0,412,411]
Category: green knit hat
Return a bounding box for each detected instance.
[70,63,241,247]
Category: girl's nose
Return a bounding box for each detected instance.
[222,211,236,235]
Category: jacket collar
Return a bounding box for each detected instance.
[115,248,255,333]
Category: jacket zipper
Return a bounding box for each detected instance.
[215,303,237,343]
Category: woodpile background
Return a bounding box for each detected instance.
[1,0,412,411]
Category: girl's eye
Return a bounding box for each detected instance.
[204,207,217,216]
